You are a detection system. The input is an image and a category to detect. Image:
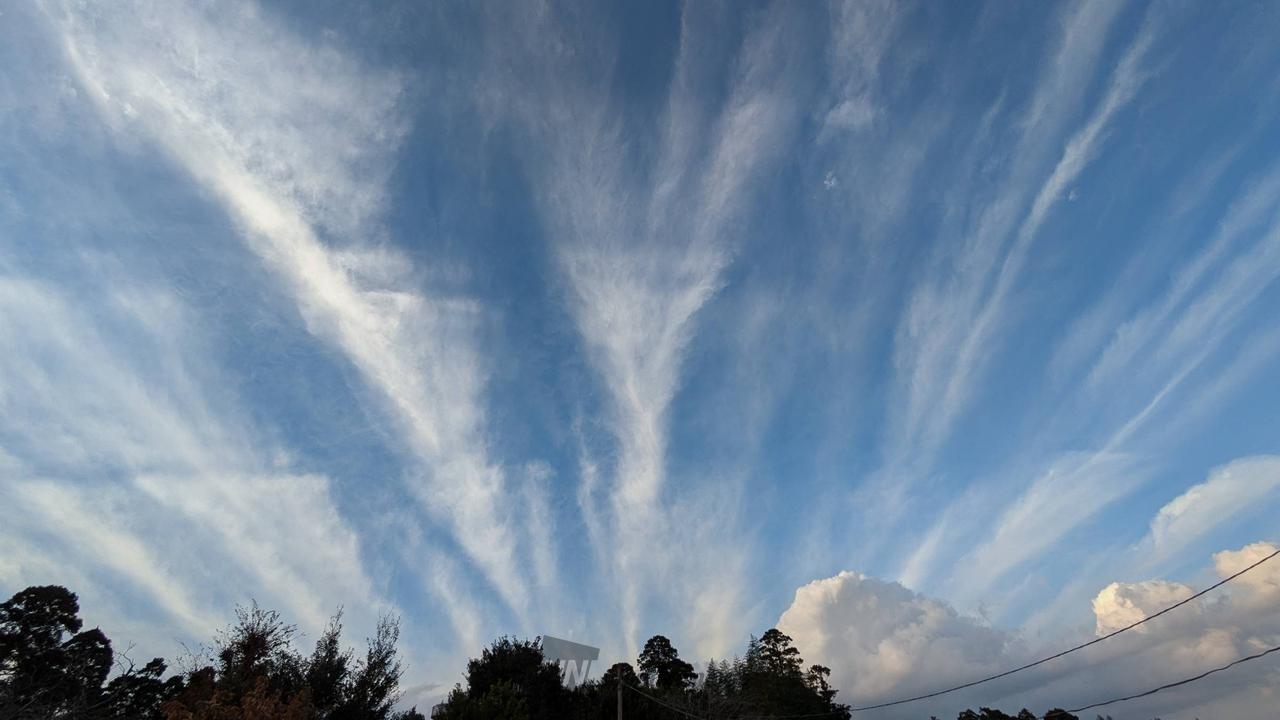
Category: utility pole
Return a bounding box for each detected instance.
[616,675,623,720]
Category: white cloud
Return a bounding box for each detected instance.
[885,0,1136,476]
[952,452,1145,602]
[1091,579,1195,635]
[48,0,535,632]
[1214,542,1280,604]
[479,1,809,656]
[0,275,384,654]
[913,149,1280,610]
[896,140,1280,607]
[135,472,376,633]
[2,479,220,637]
[820,0,896,136]
[779,541,1280,719]
[778,572,1017,703]
[1150,456,1280,558]
[1087,162,1280,391]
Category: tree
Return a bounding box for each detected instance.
[306,612,352,718]
[733,628,849,719]
[958,710,1017,720]
[0,585,182,720]
[335,615,403,720]
[206,601,306,706]
[163,602,416,720]
[432,637,568,720]
[101,656,184,719]
[746,629,804,678]
[598,661,639,698]
[955,709,1074,720]
[804,664,836,705]
[637,636,696,692]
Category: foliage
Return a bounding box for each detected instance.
[432,628,850,720]
[0,585,184,719]
[0,585,422,720]
[637,635,696,692]
[162,602,417,720]
[431,637,567,720]
[0,585,1176,720]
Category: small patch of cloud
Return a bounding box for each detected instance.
[824,97,877,133]
[1214,542,1280,604]
[1148,456,1280,560]
[1091,580,1195,635]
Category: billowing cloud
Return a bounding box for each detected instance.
[778,572,1018,702]
[779,541,1280,719]
[1215,542,1280,605]
[1091,580,1195,635]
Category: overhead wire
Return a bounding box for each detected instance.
[621,682,710,719]
[847,546,1280,712]
[616,547,1280,718]
[624,641,1280,719]
[1057,644,1280,718]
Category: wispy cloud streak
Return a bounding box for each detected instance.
[479,2,811,654]
[47,0,534,634]
[886,0,1136,474]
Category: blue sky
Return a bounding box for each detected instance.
[2,1,1280,717]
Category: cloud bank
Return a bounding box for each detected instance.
[780,541,1280,719]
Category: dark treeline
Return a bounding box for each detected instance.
[2,586,1153,720]
[432,629,850,719]
[0,586,424,720]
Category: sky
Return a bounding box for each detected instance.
[2,0,1279,717]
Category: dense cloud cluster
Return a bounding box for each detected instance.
[778,572,1018,702]
[778,542,1280,719]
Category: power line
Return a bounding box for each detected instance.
[623,683,851,720]
[617,547,1279,719]
[624,644,1280,719]
[622,682,709,719]
[741,710,848,719]
[847,546,1280,712]
[619,645,1280,717]
[1057,643,1280,718]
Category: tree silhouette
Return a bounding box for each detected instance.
[161,600,416,720]
[433,637,568,720]
[0,586,1179,720]
[706,627,851,718]
[637,635,696,692]
[0,585,182,719]
[306,613,352,718]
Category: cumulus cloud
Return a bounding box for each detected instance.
[1215,542,1280,604]
[779,541,1280,719]
[778,572,1018,703]
[1091,580,1195,635]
